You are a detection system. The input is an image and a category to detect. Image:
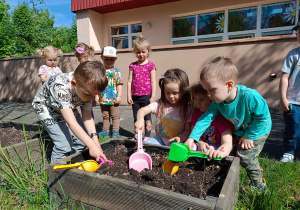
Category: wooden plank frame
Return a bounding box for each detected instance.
[48,140,240,210]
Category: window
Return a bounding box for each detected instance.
[228,7,257,32]
[111,23,142,49]
[198,11,225,35]
[171,0,299,44]
[172,15,196,38]
[261,2,296,29]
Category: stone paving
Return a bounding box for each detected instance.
[0,101,299,160]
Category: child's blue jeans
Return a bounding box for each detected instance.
[283,103,300,155]
[44,115,86,163]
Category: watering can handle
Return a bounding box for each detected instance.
[189,151,222,160]
[137,129,143,152]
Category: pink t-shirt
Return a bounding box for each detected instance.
[148,100,193,146]
[129,61,156,96]
[191,109,234,149]
[38,65,62,77]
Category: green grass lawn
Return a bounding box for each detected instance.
[0,135,299,209]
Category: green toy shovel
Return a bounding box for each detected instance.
[168,143,222,162]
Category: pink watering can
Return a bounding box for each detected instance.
[129,129,152,172]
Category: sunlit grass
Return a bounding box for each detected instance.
[236,156,300,210]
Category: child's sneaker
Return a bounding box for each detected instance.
[250,178,267,194]
[98,130,109,137]
[280,153,294,163]
[111,131,120,139]
[143,137,150,142]
[130,134,138,141]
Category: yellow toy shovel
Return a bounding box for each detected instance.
[53,160,100,172]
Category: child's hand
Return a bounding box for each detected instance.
[169,136,181,143]
[127,96,133,105]
[115,96,121,104]
[134,120,144,133]
[205,149,222,161]
[95,95,100,104]
[149,97,155,104]
[184,138,195,149]
[280,98,290,112]
[238,136,254,150]
[198,141,209,152]
[89,144,107,162]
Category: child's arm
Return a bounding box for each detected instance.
[134,106,152,133]
[279,72,290,111]
[39,75,48,84]
[127,70,133,104]
[149,70,156,104]
[115,84,122,104]
[169,122,191,143]
[61,108,107,161]
[94,95,100,104]
[205,129,232,160]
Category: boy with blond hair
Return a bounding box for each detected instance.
[32,61,108,163]
[185,56,271,191]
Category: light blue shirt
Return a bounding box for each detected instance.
[281,46,300,105]
[189,85,272,141]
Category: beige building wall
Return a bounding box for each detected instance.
[77,0,279,48]
[0,36,295,112]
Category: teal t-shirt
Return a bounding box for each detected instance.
[189,85,272,141]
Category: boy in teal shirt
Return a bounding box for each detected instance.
[185,56,271,191]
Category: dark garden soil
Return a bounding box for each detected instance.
[0,122,46,147]
[93,141,231,199]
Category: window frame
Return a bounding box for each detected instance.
[110,22,142,49]
[171,0,299,44]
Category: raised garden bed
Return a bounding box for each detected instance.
[49,140,240,210]
[0,122,52,168]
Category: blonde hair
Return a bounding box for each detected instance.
[74,42,95,60]
[133,35,151,55]
[189,80,209,109]
[36,46,63,58]
[200,56,238,84]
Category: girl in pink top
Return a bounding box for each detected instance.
[189,80,234,160]
[127,35,157,141]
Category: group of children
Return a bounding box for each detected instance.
[32,28,300,193]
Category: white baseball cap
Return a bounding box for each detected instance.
[101,46,117,57]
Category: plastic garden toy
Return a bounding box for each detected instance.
[129,129,152,172]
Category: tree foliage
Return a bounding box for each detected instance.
[0,0,77,58]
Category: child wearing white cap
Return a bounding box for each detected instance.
[96,46,123,139]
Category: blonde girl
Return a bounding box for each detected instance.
[36,46,63,84]
[134,68,192,146]
[127,35,157,141]
[74,42,95,63]
[189,80,233,160]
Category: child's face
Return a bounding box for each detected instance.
[164,82,181,107]
[101,56,117,69]
[200,77,231,103]
[44,53,58,67]
[73,81,101,102]
[193,93,211,112]
[134,47,149,63]
[77,55,89,64]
